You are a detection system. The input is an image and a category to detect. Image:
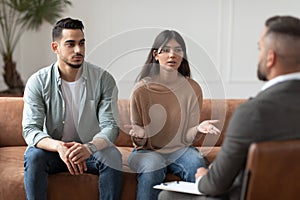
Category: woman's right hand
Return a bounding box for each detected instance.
[125,124,145,138]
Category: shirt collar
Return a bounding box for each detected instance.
[54,61,87,85]
[261,72,300,91]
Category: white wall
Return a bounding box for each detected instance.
[2,0,300,99]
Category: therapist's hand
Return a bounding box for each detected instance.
[195,167,208,180]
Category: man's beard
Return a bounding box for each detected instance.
[67,62,82,69]
[257,62,268,81]
[64,59,83,69]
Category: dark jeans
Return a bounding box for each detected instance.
[24,146,122,200]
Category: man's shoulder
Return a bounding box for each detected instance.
[241,81,300,109]
[235,96,268,114]
[84,61,106,73]
[28,64,55,81]
[83,62,113,79]
[232,87,285,123]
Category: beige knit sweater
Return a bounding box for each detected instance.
[130,76,203,152]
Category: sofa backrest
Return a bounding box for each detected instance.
[0,97,246,147]
[0,97,25,147]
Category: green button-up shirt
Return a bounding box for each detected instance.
[22,61,119,147]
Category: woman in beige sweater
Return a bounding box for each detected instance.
[126,30,220,200]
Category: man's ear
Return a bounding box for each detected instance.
[51,41,58,53]
[266,50,276,68]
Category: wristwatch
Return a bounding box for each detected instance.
[86,143,97,154]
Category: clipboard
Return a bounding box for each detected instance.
[153,181,203,195]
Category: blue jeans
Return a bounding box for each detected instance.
[24,146,122,200]
[128,146,207,200]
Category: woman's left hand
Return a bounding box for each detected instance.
[197,120,221,135]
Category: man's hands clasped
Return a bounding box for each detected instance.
[57,142,92,175]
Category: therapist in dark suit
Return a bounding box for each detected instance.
[158,15,300,200]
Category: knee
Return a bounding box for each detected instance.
[134,159,166,174]
[144,161,165,172]
[94,146,122,169]
[24,148,53,174]
[137,169,166,186]
[185,148,207,168]
[24,147,48,166]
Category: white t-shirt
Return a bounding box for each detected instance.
[61,77,84,142]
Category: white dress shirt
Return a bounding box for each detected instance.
[261,72,300,91]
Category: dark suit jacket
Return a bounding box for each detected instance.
[198,80,300,199]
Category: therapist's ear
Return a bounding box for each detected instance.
[266,50,276,68]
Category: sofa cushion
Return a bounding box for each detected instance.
[48,173,98,200]
[0,146,26,199]
[0,145,221,200]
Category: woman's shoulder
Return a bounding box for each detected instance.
[133,78,150,90]
[185,78,202,92]
[185,77,199,85]
[131,79,151,97]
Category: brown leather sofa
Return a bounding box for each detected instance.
[0,97,245,200]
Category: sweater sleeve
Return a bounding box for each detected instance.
[130,87,147,147]
[185,79,203,143]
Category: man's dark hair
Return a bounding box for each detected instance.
[52,17,84,41]
[265,16,300,68]
[266,15,300,37]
